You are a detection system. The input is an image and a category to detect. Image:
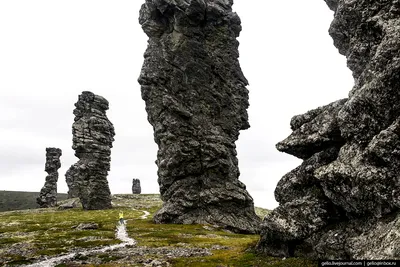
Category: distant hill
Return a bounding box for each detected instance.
[0,190,68,212]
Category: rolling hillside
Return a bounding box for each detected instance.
[0,191,68,212]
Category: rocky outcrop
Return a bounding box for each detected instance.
[65,165,79,198]
[138,0,260,233]
[65,91,115,210]
[257,0,400,260]
[58,198,80,210]
[37,148,62,208]
[132,178,141,194]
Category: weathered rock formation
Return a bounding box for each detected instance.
[65,91,115,210]
[37,148,62,208]
[132,178,141,194]
[65,165,79,198]
[138,0,260,233]
[257,0,400,260]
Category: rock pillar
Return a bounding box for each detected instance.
[37,147,62,208]
[132,178,141,194]
[65,91,115,210]
[138,0,260,233]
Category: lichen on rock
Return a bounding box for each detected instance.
[37,147,62,208]
[65,91,115,210]
[138,0,260,233]
[257,0,400,260]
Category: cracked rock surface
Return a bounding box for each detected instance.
[66,165,79,198]
[138,0,260,233]
[65,91,115,210]
[37,148,62,208]
[257,0,400,260]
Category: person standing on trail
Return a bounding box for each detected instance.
[119,211,124,224]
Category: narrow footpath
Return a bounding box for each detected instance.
[26,221,136,267]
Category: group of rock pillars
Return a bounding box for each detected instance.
[38,92,116,209]
[37,0,399,260]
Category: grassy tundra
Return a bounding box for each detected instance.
[0,193,316,266]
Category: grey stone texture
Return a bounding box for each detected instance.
[57,198,80,210]
[132,178,142,194]
[65,165,79,198]
[65,91,115,210]
[257,0,400,260]
[37,148,62,208]
[138,0,260,233]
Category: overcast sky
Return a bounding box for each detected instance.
[0,0,353,209]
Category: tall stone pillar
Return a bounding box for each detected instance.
[138,0,260,233]
[37,147,62,208]
[65,91,115,210]
[132,178,141,194]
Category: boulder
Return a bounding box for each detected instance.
[73,222,99,230]
[57,198,80,210]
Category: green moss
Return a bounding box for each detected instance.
[171,250,317,267]
[74,239,121,248]
[98,254,123,263]
[3,255,34,266]
[37,248,68,256]
[0,237,21,244]
[7,259,34,266]
[74,253,89,261]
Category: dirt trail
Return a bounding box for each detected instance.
[26,223,135,267]
[129,208,150,220]
[140,210,150,219]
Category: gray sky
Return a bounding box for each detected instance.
[0,0,353,209]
